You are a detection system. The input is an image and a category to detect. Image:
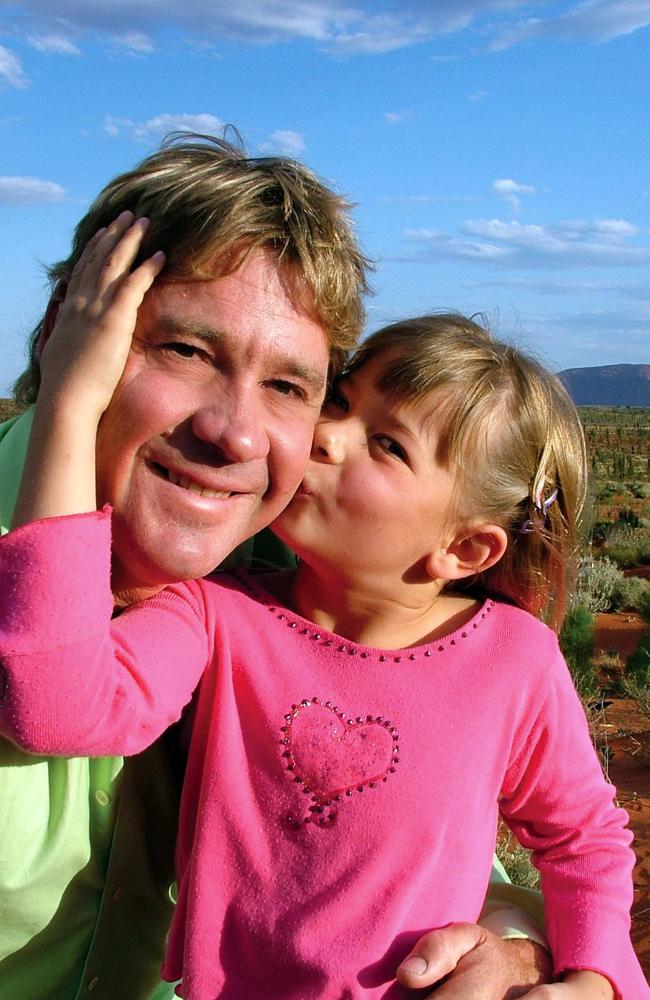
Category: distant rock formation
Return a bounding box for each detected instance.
[558,364,650,406]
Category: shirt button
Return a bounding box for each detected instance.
[95,789,110,806]
[87,977,98,991]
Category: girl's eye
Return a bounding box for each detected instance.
[375,436,407,461]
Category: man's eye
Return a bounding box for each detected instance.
[161,342,202,359]
[268,379,305,399]
[375,436,407,461]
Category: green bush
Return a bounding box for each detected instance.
[602,533,650,569]
[560,604,599,699]
[611,575,650,612]
[627,636,650,688]
[639,591,650,627]
[618,508,642,528]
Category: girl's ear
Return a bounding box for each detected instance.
[426,524,508,581]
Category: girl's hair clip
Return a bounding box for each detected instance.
[520,486,558,534]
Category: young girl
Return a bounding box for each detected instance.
[0,227,646,999]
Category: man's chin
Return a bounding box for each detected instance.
[109,508,276,598]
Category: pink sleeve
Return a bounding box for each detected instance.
[500,632,647,998]
[0,509,212,757]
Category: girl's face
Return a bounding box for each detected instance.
[272,353,459,584]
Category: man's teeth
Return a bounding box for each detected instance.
[166,470,231,499]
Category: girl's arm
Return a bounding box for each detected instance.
[12,211,165,528]
[499,632,646,999]
[0,215,212,758]
[0,509,214,756]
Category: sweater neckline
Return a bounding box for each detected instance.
[230,566,495,662]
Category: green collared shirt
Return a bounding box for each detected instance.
[0,410,178,999]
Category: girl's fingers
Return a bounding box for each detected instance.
[64,211,134,297]
[65,213,153,309]
[111,249,166,316]
[87,215,150,297]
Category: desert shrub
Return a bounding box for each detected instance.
[598,481,626,498]
[622,675,650,719]
[496,834,540,890]
[618,508,641,528]
[575,556,624,613]
[639,591,650,627]
[629,482,650,500]
[611,575,650,612]
[560,604,599,700]
[602,530,650,569]
[590,521,615,544]
[627,636,650,688]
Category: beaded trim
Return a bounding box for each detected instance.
[231,568,494,663]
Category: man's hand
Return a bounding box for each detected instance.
[396,923,552,998]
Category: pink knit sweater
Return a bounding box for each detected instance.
[0,510,647,999]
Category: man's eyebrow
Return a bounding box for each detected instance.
[154,316,327,395]
[155,316,222,342]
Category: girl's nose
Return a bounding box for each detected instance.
[312,420,347,464]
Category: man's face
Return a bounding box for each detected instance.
[94,250,330,601]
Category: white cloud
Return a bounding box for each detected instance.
[492,178,535,213]
[383,110,414,125]
[0,45,28,88]
[0,176,65,205]
[468,89,488,101]
[112,31,155,53]
[104,112,225,141]
[491,0,650,50]
[4,1,650,57]
[259,129,306,155]
[27,34,82,55]
[405,216,650,268]
[406,228,513,260]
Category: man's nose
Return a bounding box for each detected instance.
[191,390,270,463]
[311,420,347,464]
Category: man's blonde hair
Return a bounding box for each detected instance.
[15,132,371,405]
[348,314,587,631]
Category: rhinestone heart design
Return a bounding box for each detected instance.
[279,697,400,829]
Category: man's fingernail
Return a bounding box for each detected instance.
[399,956,427,976]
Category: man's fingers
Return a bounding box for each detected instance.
[396,928,553,999]
[397,923,485,988]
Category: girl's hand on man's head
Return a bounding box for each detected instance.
[39,212,165,420]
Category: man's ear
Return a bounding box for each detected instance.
[36,279,68,357]
[425,524,508,581]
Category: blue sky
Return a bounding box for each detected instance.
[1,0,649,395]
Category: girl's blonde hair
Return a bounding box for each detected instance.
[347,314,587,632]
